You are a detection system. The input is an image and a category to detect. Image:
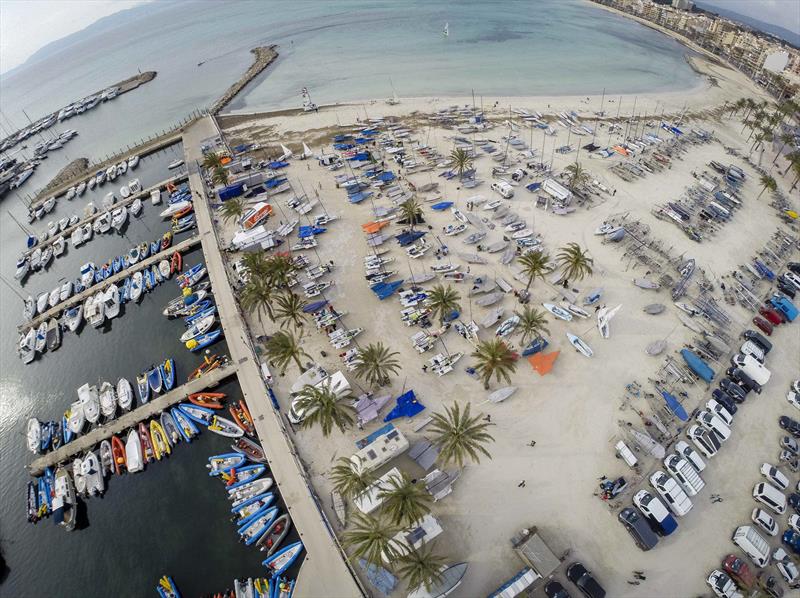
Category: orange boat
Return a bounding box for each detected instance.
[170,251,182,275]
[111,435,127,475]
[229,400,255,436]
[242,202,273,230]
[189,392,226,409]
[174,204,193,219]
[188,354,221,381]
[166,182,177,193]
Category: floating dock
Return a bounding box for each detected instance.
[28,363,237,475]
[25,173,189,259]
[21,234,200,331]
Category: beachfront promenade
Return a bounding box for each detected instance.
[28,363,237,475]
[183,117,364,598]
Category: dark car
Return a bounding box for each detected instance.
[783,530,800,555]
[757,572,786,598]
[726,367,761,394]
[723,554,756,590]
[753,315,774,335]
[780,416,800,438]
[545,580,572,598]
[789,493,800,515]
[788,263,800,275]
[712,389,739,415]
[566,563,606,598]
[777,279,797,299]
[742,330,773,354]
[720,378,747,403]
[618,507,659,551]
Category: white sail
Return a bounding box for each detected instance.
[279,144,293,161]
[443,22,449,37]
[301,143,314,159]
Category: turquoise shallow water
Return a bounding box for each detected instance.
[0,1,699,594]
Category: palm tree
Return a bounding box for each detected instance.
[264,330,309,374]
[426,284,461,324]
[791,160,800,192]
[471,338,517,389]
[784,150,800,176]
[518,249,552,293]
[293,382,355,436]
[555,242,594,287]
[729,98,747,119]
[343,512,403,565]
[756,174,777,200]
[399,198,423,229]
[202,152,224,170]
[329,457,375,501]
[429,401,495,468]
[515,306,550,344]
[240,277,275,322]
[240,252,270,279]
[450,147,473,179]
[353,342,401,387]
[265,254,299,288]
[563,162,590,191]
[219,196,245,224]
[396,545,448,593]
[772,132,796,165]
[273,292,308,329]
[377,471,433,527]
[211,166,229,187]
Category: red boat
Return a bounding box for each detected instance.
[170,251,182,275]
[111,435,127,475]
[138,422,155,462]
[759,305,783,326]
[230,400,255,436]
[161,231,173,250]
[189,392,225,409]
[752,315,773,336]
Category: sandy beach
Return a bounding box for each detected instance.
[213,51,799,598]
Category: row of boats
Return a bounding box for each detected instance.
[163,263,227,353]
[157,572,294,598]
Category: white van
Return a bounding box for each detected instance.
[740,340,765,363]
[615,440,638,468]
[732,354,771,386]
[491,181,514,199]
[664,454,705,496]
[732,526,770,567]
[753,482,786,514]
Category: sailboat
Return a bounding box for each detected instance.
[443,22,449,37]
[301,87,317,112]
[386,79,399,105]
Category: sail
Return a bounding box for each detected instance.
[443,22,449,37]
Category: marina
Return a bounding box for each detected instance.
[28,363,237,475]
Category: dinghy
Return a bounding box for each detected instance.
[475,292,503,307]
[239,506,278,546]
[228,477,274,507]
[567,333,593,357]
[633,278,660,290]
[161,411,182,445]
[232,436,267,463]
[171,407,199,441]
[486,386,517,404]
[208,414,244,438]
[147,366,163,394]
[562,302,590,319]
[233,492,276,527]
[138,422,155,462]
[229,401,255,436]
[262,541,304,576]
[117,378,133,411]
[542,303,572,321]
[125,429,144,473]
[149,420,171,460]
[186,329,223,352]
[99,440,114,477]
[207,452,247,475]
[99,381,117,420]
[643,303,665,315]
[161,358,176,391]
[111,435,126,474]
[179,403,215,425]
[188,392,225,409]
[136,373,150,404]
[257,514,292,556]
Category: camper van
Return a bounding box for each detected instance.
[491,181,514,199]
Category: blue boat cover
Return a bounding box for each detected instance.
[359,129,378,136]
[267,161,289,169]
[355,137,371,145]
[333,134,352,142]
[378,171,395,182]
[522,337,549,356]
[298,226,326,238]
[371,279,403,300]
[348,152,371,162]
[348,191,373,204]
[384,390,425,422]
[265,177,287,188]
[358,558,397,596]
[680,349,715,382]
[661,390,689,421]
[431,201,454,211]
[395,230,426,246]
[302,299,328,313]
[526,182,542,192]
[333,143,354,150]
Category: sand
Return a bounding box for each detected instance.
[215,59,799,597]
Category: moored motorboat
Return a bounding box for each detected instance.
[188,392,225,409]
[179,403,215,425]
[228,477,274,506]
[207,452,247,475]
[229,400,255,436]
[125,429,144,473]
[111,435,127,474]
[81,450,105,496]
[138,422,155,462]
[27,418,41,453]
[99,440,114,477]
[171,407,199,441]
[232,436,267,463]
[208,414,244,438]
[73,457,86,496]
[98,381,117,420]
[262,541,304,576]
[161,358,176,391]
[257,513,292,556]
[232,492,275,526]
[160,411,182,445]
[149,419,171,460]
[147,365,163,394]
[67,400,85,435]
[117,377,133,411]
[239,505,278,546]
[136,372,150,404]
[78,383,100,425]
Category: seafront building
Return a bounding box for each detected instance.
[590,0,800,97]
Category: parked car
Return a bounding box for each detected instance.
[707,570,743,598]
[788,262,800,275]
[707,399,734,426]
[697,410,732,441]
[777,279,797,299]
[775,559,799,588]
[739,340,765,363]
[757,572,785,597]
[722,554,756,590]
[726,367,761,394]
[759,306,783,326]
[730,354,771,387]
[779,416,800,438]
[761,463,790,490]
[618,507,659,551]
[675,440,706,473]
[752,315,773,335]
[751,507,779,536]
[633,489,678,536]
[712,389,739,415]
[789,514,800,534]
[650,471,693,516]
[742,329,772,353]
[664,454,705,496]
[688,425,720,458]
[782,530,800,555]
[787,391,800,411]
[789,493,800,515]
[544,581,572,598]
[720,378,747,402]
[565,563,605,598]
[753,482,787,514]
[781,436,799,455]
[783,270,800,290]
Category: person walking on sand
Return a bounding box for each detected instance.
[529,440,536,447]
[517,480,526,488]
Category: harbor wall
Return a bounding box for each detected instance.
[209,46,279,115]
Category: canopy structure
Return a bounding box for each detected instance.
[371,279,404,300]
[378,171,396,182]
[527,350,560,375]
[302,299,328,313]
[384,390,425,422]
[348,152,371,162]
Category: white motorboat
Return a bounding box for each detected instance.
[59,280,73,302]
[30,248,42,270]
[73,458,86,496]
[119,185,131,199]
[106,165,117,181]
[103,192,116,210]
[63,305,83,332]
[111,206,128,232]
[88,176,97,189]
[58,217,69,232]
[117,378,133,411]
[116,161,127,176]
[567,332,593,357]
[160,200,191,218]
[67,400,85,435]
[78,383,101,425]
[99,381,117,420]
[130,271,143,303]
[168,159,184,170]
[128,155,139,169]
[80,222,93,242]
[82,451,105,496]
[34,322,47,352]
[103,285,120,319]
[128,178,141,194]
[150,189,162,205]
[47,286,61,308]
[26,418,41,453]
[76,181,87,196]
[23,296,36,320]
[180,313,216,342]
[68,214,79,227]
[70,227,84,247]
[80,262,96,287]
[93,212,111,234]
[15,256,29,280]
[125,429,144,473]
[43,197,56,212]
[19,328,36,364]
[84,202,97,217]
[36,291,49,315]
[88,291,106,327]
[130,197,143,216]
[52,235,66,256]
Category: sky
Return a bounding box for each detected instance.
[0,0,797,75]
[0,0,148,73]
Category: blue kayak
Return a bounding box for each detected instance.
[187,329,222,352]
[680,349,715,383]
[431,201,454,211]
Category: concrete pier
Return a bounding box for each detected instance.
[28,363,237,475]
[183,117,364,597]
[21,234,200,332]
[26,174,188,257]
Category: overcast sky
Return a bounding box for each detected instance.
[0,0,798,75]
[0,0,148,73]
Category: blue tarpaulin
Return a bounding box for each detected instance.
[218,183,245,201]
[303,300,328,313]
[395,230,426,246]
[371,279,403,300]
[680,349,715,382]
[265,177,287,189]
[348,152,371,162]
[333,134,352,142]
[268,161,289,169]
[349,191,373,204]
[431,201,454,211]
[526,182,542,192]
[298,226,326,238]
[378,171,395,182]
[384,390,425,422]
[333,143,354,150]
[355,137,371,145]
[360,128,378,136]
